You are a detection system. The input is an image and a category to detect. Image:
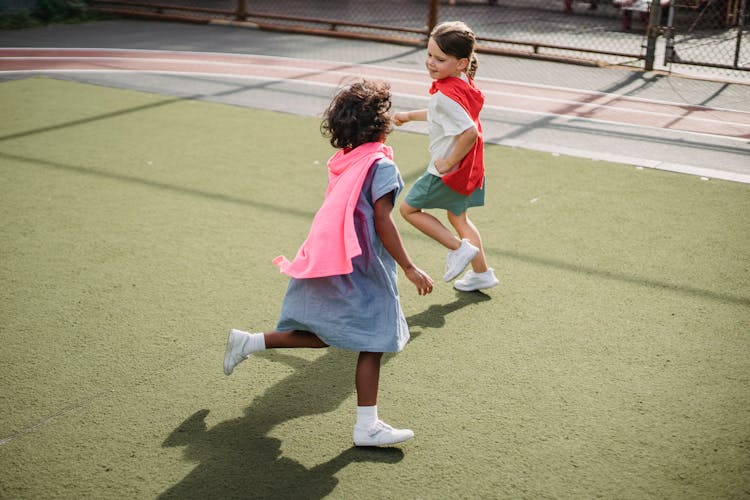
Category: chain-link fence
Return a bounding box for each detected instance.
[91,0,749,79]
[666,0,747,73]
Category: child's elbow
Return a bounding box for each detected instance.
[461,126,479,144]
[374,210,392,232]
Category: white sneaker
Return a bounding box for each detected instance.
[443,239,480,282]
[454,268,499,291]
[353,420,414,447]
[223,329,251,376]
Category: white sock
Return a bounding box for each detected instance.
[233,330,266,356]
[356,405,378,428]
[246,332,266,355]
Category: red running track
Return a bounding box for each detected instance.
[2,47,749,140]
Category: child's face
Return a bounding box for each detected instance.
[425,38,468,80]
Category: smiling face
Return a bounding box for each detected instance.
[425,38,468,81]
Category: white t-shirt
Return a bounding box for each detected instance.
[426,76,476,177]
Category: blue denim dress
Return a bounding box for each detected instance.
[276,159,409,353]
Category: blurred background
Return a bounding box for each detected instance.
[3,0,743,80]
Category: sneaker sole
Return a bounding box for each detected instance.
[453,279,499,292]
[353,431,414,447]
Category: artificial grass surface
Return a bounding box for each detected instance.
[1,77,748,499]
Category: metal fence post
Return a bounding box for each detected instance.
[663,1,675,66]
[734,0,746,68]
[427,0,439,38]
[644,0,663,70]
[235,0,247,21]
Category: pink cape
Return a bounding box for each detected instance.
[430,76,485,196]
[273,142,393,279]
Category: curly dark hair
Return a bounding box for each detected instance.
[321,80,392,149]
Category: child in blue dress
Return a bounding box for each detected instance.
[224,80,433,447]
[393,21,499,292]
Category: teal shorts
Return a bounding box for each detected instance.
[404,172,485,216]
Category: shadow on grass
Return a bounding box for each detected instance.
[159,291,489,499]
[0,151,315,219]
[7,149,748,308]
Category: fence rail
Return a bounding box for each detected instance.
[91,0,749,79]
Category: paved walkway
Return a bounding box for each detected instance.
[1,19,749,182]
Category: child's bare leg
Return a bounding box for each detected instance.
[447,211,488,273]
[352,351,413,446]
[355,351,383,406]
[224,329,326,375]
[264,330,328,349]
[400,201,460,250]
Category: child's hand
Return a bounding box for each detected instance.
[392,112,409,126]
[405,266,433,296]
[433,158,457,175]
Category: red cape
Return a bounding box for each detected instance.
[430,76,485,196]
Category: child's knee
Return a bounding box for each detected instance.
[447,210,467,226]
[399,200,414,218]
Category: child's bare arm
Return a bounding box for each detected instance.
[374,193,433,296]
[434,125,479,174]
[392,109,428,126]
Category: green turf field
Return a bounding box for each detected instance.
[1,77,748,499]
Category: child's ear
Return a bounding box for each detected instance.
[457,58,469,72]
